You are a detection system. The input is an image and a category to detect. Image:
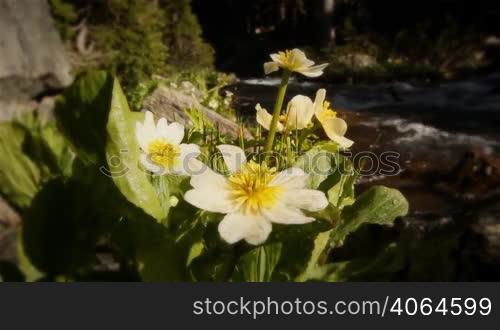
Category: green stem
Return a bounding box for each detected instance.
[297,129,309,154]
[263,70,291,154]
[286,136,292,167]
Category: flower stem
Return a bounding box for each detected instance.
[263,70,291,154]
[297,128,309,154]
[286,136,292,166]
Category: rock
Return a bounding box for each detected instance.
[37,96,58,124]
[0,197,21,228]
[178,81,204,100]
[0,100,38,122]
[0,96,57,122]
[0,226,18,264]
[142,85,252,139]
[471,197,500,273]
[436,147,500,199]
[0,0,73,102]
[0,197,20,264]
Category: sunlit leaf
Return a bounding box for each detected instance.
[233,242,282,282]
[106,77,165,222]
[0,123,42,208]
[295,230,332,281]
[331,186,409,247]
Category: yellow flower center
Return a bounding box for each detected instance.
[227,161,283,215]
[317,101,337,122]
[276,49,300,71]
[147,139,180,170]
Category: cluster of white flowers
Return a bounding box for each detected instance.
[258,49,353,148]
[135,49,354,245]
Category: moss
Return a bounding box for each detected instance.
[91,0,169,89]
[49,0,79,41]
[49,0,215,91]
[49,0,78,23]
[162,0,215,70]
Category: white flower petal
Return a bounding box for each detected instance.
[135,122,149,151]
[179,143,200,158]
[136,114,158,151]
[255,103,284,132]
[218,213,272,245]
[184,158,207,174]
[290,49,313,66]
[184,165,238,213]
[184,187,237,214]
[269,53,282,64]
[245,221,273,245]
[313,89,327,116]
[264,62,279,74]
[139,153,165,175]
[286,95,314,130]
[160,122,184,145]
[189,162,227,189]
[283,189,329,212]
[157,117,168,133]
[171,144,201,175]
[255,103,272,130]
[298,63,329,77]
[217,145,247,174]
[331,117,348,136]
[270,167,309,189]
[327,133,354,149]
[322,118,354,148]
[261,203,315,224]
[144,111,155,132]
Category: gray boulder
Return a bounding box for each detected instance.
[0,0,73,102]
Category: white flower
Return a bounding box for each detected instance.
[208,99,219,109]
[264,49,328,78]
[224,90,233,106]
[256,90,354,148]
[255,94,315,132]
[135,111,200,176]
[313,89,354,149]
[184,145,329,245]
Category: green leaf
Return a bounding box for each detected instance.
[0,261,25,282]
[0,122,42,208]
[270,219,332,281]
[233,243,282,282]
[319,154,357,209]
[105,77,165,222]
[322,243,405,282]
[19,178,113,278]
[55,71,113,165]
[331,186,409,247]
[294,147,332,189]
[0,111,76,210]
[163,175,191,198]
[55,71,164,222]
[295,230,332,281]
[17,231,45,282]
[188,215,235,282]
[113,217,185,281]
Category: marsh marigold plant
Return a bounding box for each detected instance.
[0,51,408,282]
